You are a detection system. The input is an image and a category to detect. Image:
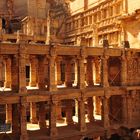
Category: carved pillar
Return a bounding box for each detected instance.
[6,104,12,123]
[49,100,58,136]
[95,58,101,84]
[86,58,94,86]
[45,7,50,44]
[0,18,2,32]
[20,97,28,140]
[95,96,101,115]
[78,57,86,89]
[87,97,94,122]
[102,56,109,87]
[102,96,110,128]
[65,58,72,87]
[19,44,27,93]
[56,59,62,85]
[74,61,78,85]
[75,99,78,117]
[127,93,133,125]
[0,57,3,87]
[11,55,19,92]
[38,102,46,130]
[66,100,73,125]
[122,0,127,14]
[30,56,37,87]
[48,56,57,91]
[122,95,127,125]
[30,102,38,124]
[5,57,11,88]
[12,104,20,135]
[38,56,46,89]
[56,101,63,120]
[78,97,87,132]
[121,55,127,86]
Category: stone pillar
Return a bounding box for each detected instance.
[0,57,3,87]
[12,104,20,135]
[38,102,46,130]
[56,101,63,120]
[95,96,101,115]
[38,56,46,89]
[95,58,101,84]
[6,104,12,123]
[65,58,72,87]
[20,97,28,140]
[11,55,19,92]
[19,44,27,93]
[86,58,94,86]
[74,62,78,85]
[49,100,58,136]
[122,0,127,14]
[30,102,38,124]
[30,56,37,87]
[78,97,87,132]
[102,96,110,128]
[127,93,133,126]
[102,56,109,87]
[48,56,57,91]
[87,97,94,122]
[56,59,62,85]
[0,18,2,32]
[45,7,51,44]
[75,99,78,117]
[122,95,127,125]
[66,100,73,125]
[121,55,127,86]
[78,57,86,89]
[5,57,11,88]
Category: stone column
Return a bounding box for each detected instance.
[30,102,38,124]
[86,58,94,86]
[95,96,101,115]
[75,99,78,117]
[12,104,20,135]
[122,0,127,14]
[48,56,57,91]
[56,59,62,85]
[11,55,19,92]
[102,96,110,128]
[5,57,11,88]
[102,56,109,87]
[95,58,101,84]
[6,104,12,123]
[56,101,63,120]
[0,56,3,87]
[65,58,72,87]
[66,100,73,125]
[38,56,46,89]
[121,55,127,86]
[38,102,46,130]
[78,97,87,132]
[0,18,2,32]
[74,61,78,85]
[122,95,127,125]
[30,56,37,87]
[78,57,86,89]
[20,97,28,140]
[19,44,27,93]
[87,97,94,122]
[49,100,58,136]
[127,93,133,126]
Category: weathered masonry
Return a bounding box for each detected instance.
[0,0,140,140]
